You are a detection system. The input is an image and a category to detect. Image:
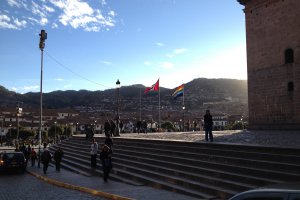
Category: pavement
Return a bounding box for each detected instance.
[26,164,198,200]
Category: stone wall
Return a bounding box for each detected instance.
[240,0,300,129]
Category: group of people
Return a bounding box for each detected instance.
[15,142,64,174]
[104,119,123,137]
[40,143,64,174]
[90,135,113,182]
[10,110,212,182]
[136,120,148,134]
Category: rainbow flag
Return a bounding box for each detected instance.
[172,84,184,99]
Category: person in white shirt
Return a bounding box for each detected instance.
[90,138,98,168]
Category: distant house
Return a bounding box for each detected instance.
[212,114,228,130]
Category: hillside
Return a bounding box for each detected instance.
[0,78,248,116]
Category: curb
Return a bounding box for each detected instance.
[27,170,134,200]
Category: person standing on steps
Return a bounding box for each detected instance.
[104,134,113,154]
[90,138,98,169]
[100,144,112,183]
[54,146,64,172]
[204,109,214,142]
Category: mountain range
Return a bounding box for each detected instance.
[0,78,248,116]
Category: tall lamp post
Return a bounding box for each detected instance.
[9,124,12,147]
[54,121,57,144]
[16,106,22,147]
[116,79,120,136]
[38,29,47,168]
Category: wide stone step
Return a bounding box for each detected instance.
[113,141,300,165]
[114,145,300,173]
[113,150,300,182]
[114,155,256,192]
[61,136,300,199]
[113,152,280,185]
[111,137,300,155]
[112,164,217,200]
[112,160,237,199]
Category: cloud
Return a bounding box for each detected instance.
[64,84,72,89]
[11,87,18,91]
[100,60,112,65]
[165,48,188,59]
[51,22,58,28]
[13,18,26,27]
[7,0,22,8]
[0,14,26,29]
[156,42,165,47]
[49,0,116,32]
[54,78,64,81]
[22,85,39,90]
[174,48,188,54]
[166,54,175,58]
[144,61,151,65]
[160,62,174,69]
[1,0,116,32]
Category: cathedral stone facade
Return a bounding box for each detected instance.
[238,0,300,129]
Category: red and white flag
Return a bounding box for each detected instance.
[144,79,159,94]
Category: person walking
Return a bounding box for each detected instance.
[30,148,37,167]
[204,110,213,142]
[54,147,64,172]
[90,138,98,169]
[100,144,112,183]
[41,144,52,174]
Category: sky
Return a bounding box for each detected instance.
[0,0,247,94]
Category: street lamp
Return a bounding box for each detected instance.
[38,29,47,168]
[54,121,57,144]
[116,79,120,136]
[16,106,22,147]
[9,124,12,147]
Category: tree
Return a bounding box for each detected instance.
[63,126,72,136]
[48,125,63,138]
[161,121,176,131]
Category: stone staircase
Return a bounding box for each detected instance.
[49,136,300,200]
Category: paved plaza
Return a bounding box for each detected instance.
[99,130,300,148]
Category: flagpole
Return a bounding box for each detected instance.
[183,84,185,107]
[158,80,161,130]
[139,88,142,121]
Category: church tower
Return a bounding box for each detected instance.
[238,0,300,129]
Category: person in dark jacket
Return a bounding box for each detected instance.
[54,147,64,172]
[41,146,52,174]
[204,110,213,142]
[104,120,111,137]
[100,144,112,182]
[142,120,147,134]
[104,134,113,153]
[110,120,116,137]
[136,120,142,134]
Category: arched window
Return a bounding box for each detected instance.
[285,48,294,64]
